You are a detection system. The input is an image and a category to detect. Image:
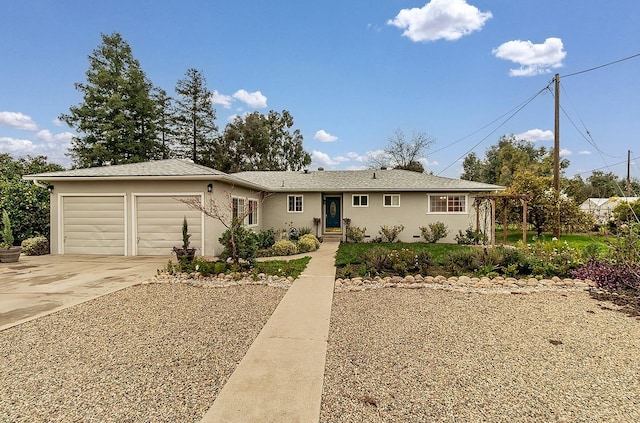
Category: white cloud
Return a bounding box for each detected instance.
[418,157,439,168]
[310,150,341,168]
[388,0,492,42]
[0,111,38,130]
[560,148,572,156]
[0,137,37,154]
[211,90,234,108]
[578,150,592,155]
[332,156,351,163]
[233,90,267,108]
[314,130,338,142]
[492,37,567,76]
[52,118,65,127]
[516,129,554,142]
[35,130,74,144]
[346,152,360,159]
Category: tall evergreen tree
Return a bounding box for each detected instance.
[60,32,161,167]
[151,87,176,159]
[173,68,218,165]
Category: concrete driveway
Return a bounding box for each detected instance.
[0,255,169,331]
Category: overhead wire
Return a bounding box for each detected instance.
[435,82,553,176]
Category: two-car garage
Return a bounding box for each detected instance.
[59,194,202,256]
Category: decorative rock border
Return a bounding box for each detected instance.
[335,275,596,293]
[150,271,596,295]
[149,272,295,289]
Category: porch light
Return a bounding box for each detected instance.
[207,183,213,193]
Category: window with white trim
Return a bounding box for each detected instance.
[352,194,369,207]
[383,194,400,207]
[287,195,303,213]
[232,197,259,225]
[429,194,466,213]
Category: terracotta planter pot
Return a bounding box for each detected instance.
[0,246,22,263]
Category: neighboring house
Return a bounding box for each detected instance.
[24,159,503,256]
[580,197,639,225]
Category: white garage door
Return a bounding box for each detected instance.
[135,195,202,256]
[62,196,126,255]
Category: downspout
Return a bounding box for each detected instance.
[32,179,48,189]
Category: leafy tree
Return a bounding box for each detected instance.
[60,32,162,167]
[215,110,310,172]
[173,68,218,165]
[461,135,568,186]
[370,129,433,172]
[612,199,640,224]
[0,154,64,243]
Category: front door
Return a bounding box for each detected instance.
[325,196,341,232]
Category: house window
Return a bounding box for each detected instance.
[232,197,259,225]
[383,194,400,207]
[287,195,303,213]
[429,194,466,213]
[352,194,369,207]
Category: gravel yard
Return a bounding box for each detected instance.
[321,289,640,422]
[0,284,286,423]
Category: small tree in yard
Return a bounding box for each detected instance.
[180,187,270,263]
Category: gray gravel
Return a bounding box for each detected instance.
[0,284,285,423]
[321,289,640,422]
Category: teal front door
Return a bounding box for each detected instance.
[325,197,341,232]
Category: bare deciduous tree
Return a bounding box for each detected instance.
[369,129,434,172]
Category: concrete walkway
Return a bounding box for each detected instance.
[201,241,338,423]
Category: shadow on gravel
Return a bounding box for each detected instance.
[590,288,640,318]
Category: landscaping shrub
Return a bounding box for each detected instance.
[219,223,259,263]
[298,234,320,253]
[517,238,581,278]
[272,240,298,256]
[346,225,366,243]
[379,224,404,243]
[455,227,487,245]
[363,247,432,276]
[419,222,449,243]
[445,248,483,276]
[298,226,312,236]
[20,236,49,255]
[256,228,276,249]
[572,259,640,291]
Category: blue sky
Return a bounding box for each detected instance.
[1,0,639,179]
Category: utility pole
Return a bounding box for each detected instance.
[553,73,560,238]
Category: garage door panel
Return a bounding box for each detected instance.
[135,195,202,256]
[62,196,125,255]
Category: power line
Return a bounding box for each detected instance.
[562,52,640,78]
[435,83,552,176]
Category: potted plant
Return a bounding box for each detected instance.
[0,210,21,263]
[172,216,196,262]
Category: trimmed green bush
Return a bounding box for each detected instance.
[272,240,298,256]
[346,225,367,243]
[420,222,449,243]
[219,223,259,263]
[379,224,404,242]
[21,236,49,255]
[298,234,320,253]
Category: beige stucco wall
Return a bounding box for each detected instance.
[258,191,486,243]
[342,192,481,243]
[260,192,324,237]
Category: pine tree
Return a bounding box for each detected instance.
[60,32,162,167]
[173,68,218,165]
